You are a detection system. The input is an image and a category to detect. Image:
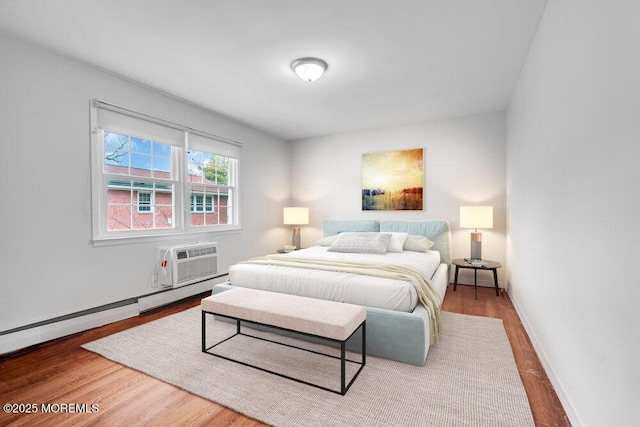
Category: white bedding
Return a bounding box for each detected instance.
[228,246,443,312]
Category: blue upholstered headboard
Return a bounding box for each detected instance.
[321,219,380,237]
[321,219,452,267]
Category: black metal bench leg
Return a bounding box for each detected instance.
[341,342,346,395]
[362,322,366,366]
[201,311,206,352]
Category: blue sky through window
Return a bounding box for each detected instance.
[105,131,171,173]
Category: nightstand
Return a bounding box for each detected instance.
[452,259,502,300]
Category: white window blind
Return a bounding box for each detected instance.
[95,102,185,147]
[188,131,241,159]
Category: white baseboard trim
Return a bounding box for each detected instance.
[0,303,139,355]
[137,275,228,312]
[508,290,585,427]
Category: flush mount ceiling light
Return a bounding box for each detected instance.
[291,57,328,82]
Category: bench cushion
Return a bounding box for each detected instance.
[201,287,366,341]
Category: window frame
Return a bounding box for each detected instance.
[90,100,242,246]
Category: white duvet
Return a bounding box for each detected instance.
[228,246,442,312]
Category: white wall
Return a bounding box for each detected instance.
[0,34,290,338]
[506,1,639,426]
[290,112,507,286]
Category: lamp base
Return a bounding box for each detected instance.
[470,232,482,260]
[291,226,301,249]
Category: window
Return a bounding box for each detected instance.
[137,193,152,213]
[188,149,237,226]
[91,100,241,243]
[191,194,212,212]
[101,129,176,232]
[191,194,215,213]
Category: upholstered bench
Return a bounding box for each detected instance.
[201,287,366,395]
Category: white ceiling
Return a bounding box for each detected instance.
[0,0,548,141]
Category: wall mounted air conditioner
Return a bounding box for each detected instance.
[158,242,218,288]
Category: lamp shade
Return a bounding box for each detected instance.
[283,207,309,225]
[460,206,493,229]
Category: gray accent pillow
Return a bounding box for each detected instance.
[327,232,392,254]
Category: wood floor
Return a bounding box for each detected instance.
[0,284,570,426]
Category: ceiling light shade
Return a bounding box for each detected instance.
[291,57,328,82]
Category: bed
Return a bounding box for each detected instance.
[213,219,452,366]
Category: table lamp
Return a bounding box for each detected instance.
[460,206,493,260]
[283,207,309,249]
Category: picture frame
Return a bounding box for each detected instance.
[361,148,424,211]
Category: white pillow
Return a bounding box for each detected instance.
[403,235,434,252]
[316,235,338,246]
[327,232,392,254]
[385,232,409,252]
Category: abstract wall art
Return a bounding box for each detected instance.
[362,148,424,211]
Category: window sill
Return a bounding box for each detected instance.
[91,226,242,248]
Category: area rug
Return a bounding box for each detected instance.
[83,308,534,426]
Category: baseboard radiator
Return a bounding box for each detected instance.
[0,275,227,356]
